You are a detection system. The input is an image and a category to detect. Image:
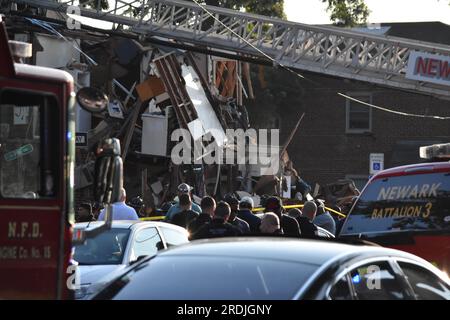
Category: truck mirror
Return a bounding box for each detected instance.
[8,40,32,62]
[76,87,108,113]
[72,138,123,245]
[93,138,123,205]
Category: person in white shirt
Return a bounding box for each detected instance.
[97,188,139,221]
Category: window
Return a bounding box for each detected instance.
[0,89,59,199]
[349,261,409,300]
[130,227,163,261]
[398,262,450,300]
[329,276,353,300]
[346,94,372,133]
[94,257,319,300]
[340,172,450,236]
[159,226,189,248]
[73,228,130,265]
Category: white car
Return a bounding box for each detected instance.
[72,220,189,299]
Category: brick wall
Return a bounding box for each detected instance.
[246,68,450,188]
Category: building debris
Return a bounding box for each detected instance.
[4,14,346,214]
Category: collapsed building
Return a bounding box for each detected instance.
[6,2,446,213]
[2,12,312,213]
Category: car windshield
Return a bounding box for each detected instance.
[73,228,130,265]
[94,256,318,300]
[341,172,450,235]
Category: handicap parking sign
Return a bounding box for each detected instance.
[370,153,384,175]
[373,162,381,171]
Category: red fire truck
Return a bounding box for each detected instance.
[0,17,121,299]
[0,16,75,299]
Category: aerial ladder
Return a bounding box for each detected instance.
[5,0,450,100]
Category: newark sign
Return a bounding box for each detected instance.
[406,51,450,87]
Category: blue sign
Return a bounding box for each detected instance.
[370,153,384,175]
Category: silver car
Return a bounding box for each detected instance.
[91,237,450,300]
[72,220,189,299]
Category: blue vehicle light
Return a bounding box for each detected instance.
[352,274,361,284]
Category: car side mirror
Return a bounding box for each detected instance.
[156,241,165,251]
[130,255,148,266]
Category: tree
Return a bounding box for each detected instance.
[322,0,370,27]
[118,1,284,21]
[199,0,286,19]
[198,1,372,25]
[243,0,286,19]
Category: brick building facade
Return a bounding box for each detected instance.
[246,22,450,190]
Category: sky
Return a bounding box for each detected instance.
[71,0,450,29]
[284,0,450,25]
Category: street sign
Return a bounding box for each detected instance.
[4,144,34,161]
[370,153,384,175]
[75,132,87,147]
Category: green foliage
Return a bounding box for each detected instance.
[322,0,370,27]
[201,0,286,19]
[118,1,285,20]
[241,0,286,19]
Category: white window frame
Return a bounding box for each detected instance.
[345,93,373,134]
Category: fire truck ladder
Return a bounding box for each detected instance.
[10,0,450,99]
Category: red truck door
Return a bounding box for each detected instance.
[0,19,74,299]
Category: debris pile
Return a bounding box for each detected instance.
[3,15,352,217]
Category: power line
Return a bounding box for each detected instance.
[22,1,450,120]
[191,0,450,121]
[338,93,450,120]
[191,0,296,70]
[190,0,309,81]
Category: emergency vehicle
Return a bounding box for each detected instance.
[0,17,121,299]
[339,143,450,274]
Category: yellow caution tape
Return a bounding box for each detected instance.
[253,204,346,218]
[140,205,347,221]
[140,216,166,221]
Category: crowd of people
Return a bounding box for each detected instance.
[75,188,140,222]
[75,182,344,240]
